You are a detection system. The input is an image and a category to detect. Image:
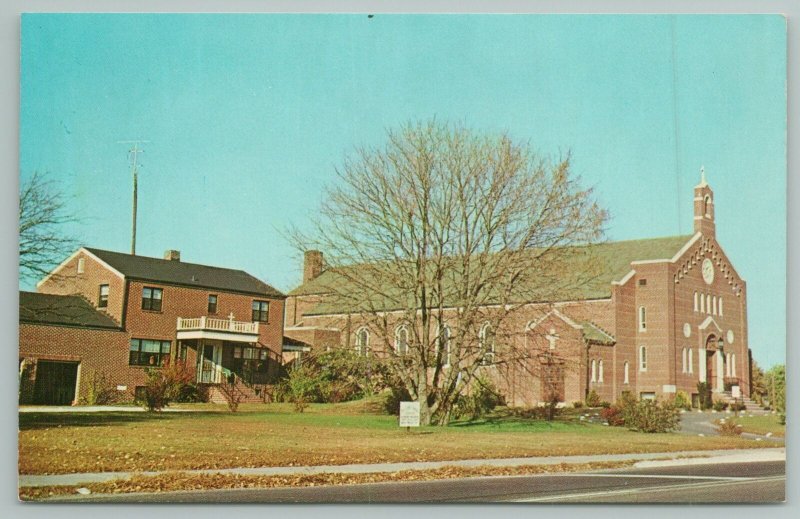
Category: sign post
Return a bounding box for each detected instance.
[399,401,421,432]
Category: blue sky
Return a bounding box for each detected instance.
[19,14,786,367]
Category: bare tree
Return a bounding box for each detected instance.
[19,172,77,283]
[292,121,607,425]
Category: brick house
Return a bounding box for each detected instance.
[20,248,286,404]
[284,175,751,407]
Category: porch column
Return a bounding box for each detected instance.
[698,348,707,383]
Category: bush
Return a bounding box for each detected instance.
[572,401,584,409]
[729,401,746,412]
[81,370,117,405]
[453,379,505,421]
[585,389,601,407]
[215,379,245,412]
[696,382,712,410]
[286,364,321,413]
[622,399,680,433]
[384,383,412,415]
[674,390,692,411]
[141,361,195,412]
[716,419,743,436]
[599,401,611,409]
[712,399,729,412]
[600,405,625,426]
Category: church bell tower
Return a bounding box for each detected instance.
[694,166,716,237]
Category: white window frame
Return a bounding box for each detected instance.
[638,306,647,331]
[693,292,698,312]
[591,359,597,382]
[706,295,711,314]
[598,360,604,383]
[639,346,647,372]
[479,323,495,365]
[712,296,718,316]
[688,348,694,373]
[394,325,410,356]
[682,348,687,373]
[355,327,370,357]
[719,297,723,317]
[700,293,705,313]
[623,361,630,384]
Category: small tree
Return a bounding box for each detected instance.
[81,370,117,405]
[286,364,320,413]
[215,377,245,412]
[141,360,195,412]
[765,364,785,413]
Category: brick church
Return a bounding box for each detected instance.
[285,172,751,407]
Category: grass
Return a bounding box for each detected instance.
[19,402,772,476]
[724,414,785,438]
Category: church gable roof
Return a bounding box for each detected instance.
[290,235,693,315]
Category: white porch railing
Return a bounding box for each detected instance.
[177,316,259,334]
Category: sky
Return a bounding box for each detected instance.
[19,14,786,367]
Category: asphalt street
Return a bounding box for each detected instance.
[45,460,785,504]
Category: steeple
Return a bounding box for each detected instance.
[693,166,715,237]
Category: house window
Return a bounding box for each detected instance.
[591,359,597,382]
[251,300,269,322]
[129,339,171,367]
[638,279,647,286]
[688,348,694,373]
[141,287,163,311]
[207,295,218,314]
[98,284,109,308]
[438,325,452,367]
[395,325,409,355]
[693,292,698,312]
[355,327,370,357]
[77,257,85,274]
[479,323,495,365]
[623,361,630,384]
[639,346,647,371]
[638,307,646,331]
[598,360,604,383]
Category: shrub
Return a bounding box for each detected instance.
[453,379,505,420]
[674,390,692,411]
[81,370,117,405]
[215,378,245,412]
[141,361,195,412]
[778,413,786,425]
[622,399,680,433]
[717,419,743,436]
[712,399,729,412]
[384,383,412,415]
[600,405,625,426]
[572,401,584,409]
[696,382,712,410]
[286,364,321,413]
[729,401,746,412]
[585,389,601,407]
[599,401,611,409]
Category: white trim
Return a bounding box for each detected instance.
[611,269,636,286]
[284,326,341,332]
[669,233,702,263]
[37,248,125,288]
[630,259,669,265]
[176,330,259,342]
[527,308,583,331]
[698,315,722,333]
[282,344,311,352]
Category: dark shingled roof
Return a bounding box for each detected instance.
[84,248,285,298]
[19,292,121,329]
[289,235,693,315]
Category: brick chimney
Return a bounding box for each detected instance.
[164,250,181,261]
[303,250,324,283]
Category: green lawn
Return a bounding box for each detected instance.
[19,401,772,475]
[728,414,785,437]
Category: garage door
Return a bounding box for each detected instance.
[33,361,79,405]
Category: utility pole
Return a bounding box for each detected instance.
[118,140,149,255]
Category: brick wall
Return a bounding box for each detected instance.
[19,323,137,403]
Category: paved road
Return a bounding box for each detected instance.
[46,460,784,504]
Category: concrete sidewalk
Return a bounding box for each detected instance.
[18,448,785,488]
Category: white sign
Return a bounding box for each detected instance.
[731,385,741,399]
[399,401,421,427]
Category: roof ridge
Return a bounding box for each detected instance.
[84,247,251,274]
